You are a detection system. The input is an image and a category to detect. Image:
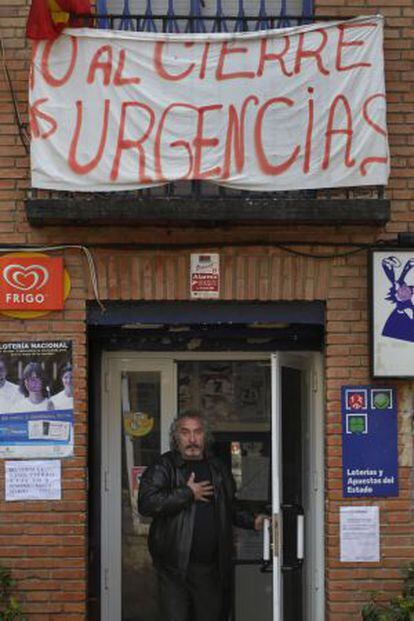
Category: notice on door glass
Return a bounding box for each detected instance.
[340,506,380,562]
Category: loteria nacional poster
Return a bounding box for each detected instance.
[0,341,74,458]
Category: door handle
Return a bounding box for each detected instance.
[297,511,304,561]
[260,517,272,573]
[281,504,304,572]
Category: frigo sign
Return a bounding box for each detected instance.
[0,254,69,315]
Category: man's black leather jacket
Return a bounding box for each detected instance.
[138,450,255,581]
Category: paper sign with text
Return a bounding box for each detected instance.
[30,16,389,192]
[5,460,61,501]
[190,253,220,298]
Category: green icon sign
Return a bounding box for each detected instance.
[373,392,390,409]
[348,415,367,434]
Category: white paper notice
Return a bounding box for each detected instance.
[5,460,61,501]
[340,506,380,562]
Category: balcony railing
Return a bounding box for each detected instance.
[91,0,314,33]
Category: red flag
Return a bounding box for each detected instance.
[26,0,92,40]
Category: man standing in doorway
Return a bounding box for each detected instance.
[138,411,266,621]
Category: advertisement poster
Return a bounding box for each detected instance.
[0,341,73,458]
[341,386,398,498]
[372,250,414,377]
[190,254,220,299]
[0,255,64,311]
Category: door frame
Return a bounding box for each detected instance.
[100,350,324,621]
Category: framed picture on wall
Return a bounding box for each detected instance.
[371,249,414,377]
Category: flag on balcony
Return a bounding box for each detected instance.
[26,0,91,40]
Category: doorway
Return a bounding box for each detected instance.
[99,350,324,621]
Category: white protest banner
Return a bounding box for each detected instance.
[30,16,389,192]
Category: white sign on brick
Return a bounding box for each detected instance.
[5,460,61,501]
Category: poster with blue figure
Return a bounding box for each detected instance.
[342,386,398,498]
[381,256,414,342]
[372,250,414,377]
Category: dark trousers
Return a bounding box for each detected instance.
[157,562,223,621]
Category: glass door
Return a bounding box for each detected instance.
[101,352,313,621]
[271,353,307,621]
[101,357,175,621]
[176,359,273,621]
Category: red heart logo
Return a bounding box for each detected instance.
[2,264,49,291]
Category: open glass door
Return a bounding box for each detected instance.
[101,352,315,621]
[271,352,283,621]
[176,358,273,621]
[271,353,307,621]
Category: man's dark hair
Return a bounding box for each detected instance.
[169,411,214,452]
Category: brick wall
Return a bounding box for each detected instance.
[0,0,413,619]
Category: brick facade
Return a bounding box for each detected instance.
[0,0,413,619]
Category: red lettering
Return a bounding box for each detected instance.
[170,141,194,178]
[362,93,387,137]
[29,98,57,139]
[41,36,77,87]
[257,36,293,78]
[87,45,113,85]
[360,93,388,176]
[303,86,314,174]
[154,42,195,81]
[216,42,255,81]
[336,22,376,72]
[323,94,355,170]
[294,29,330,76]
[199,42,211,80]
[222,95,259,178]
[114,49,140,86]
[360,155,388,176]
[111,101,155,182]
[154,103,197,181]
[193,104,223,178]
[68,99,110,174]
[255,97,300,175]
